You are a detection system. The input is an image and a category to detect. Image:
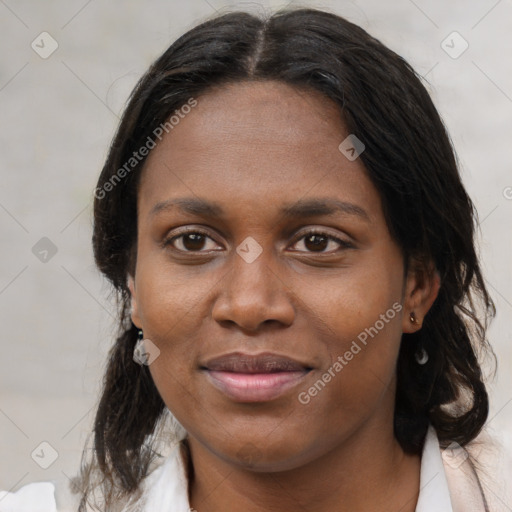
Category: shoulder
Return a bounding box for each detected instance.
[0,444,189,512]
[0,478,84,512]
[440,425,512,511]
[0,481,58,512]
[467,426,512,510]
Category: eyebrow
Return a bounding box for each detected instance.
[149,197,370,222]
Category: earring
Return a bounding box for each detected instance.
[415,346,429,365]
[133,329,146,365]
[409,311,419,324]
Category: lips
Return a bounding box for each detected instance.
[201,352,312,402]
[204,353,310,373]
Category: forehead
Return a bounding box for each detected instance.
[146,80,346,160]
[138,80,381,224]
[181,80,343,139]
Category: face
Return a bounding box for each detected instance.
[128,80,439,471]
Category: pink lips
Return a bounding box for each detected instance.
[202,352,311,402]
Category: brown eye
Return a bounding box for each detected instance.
[181,233,207,251]
[291,231,353,253]
[165,230,219,252]
[304,233,329,252]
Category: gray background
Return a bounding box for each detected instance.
[1,0,511,496]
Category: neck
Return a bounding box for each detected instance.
[185,419,421,512]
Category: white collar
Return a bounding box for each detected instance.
[139,442,190,511]
[415,424,453,511]
[139,425,456,511]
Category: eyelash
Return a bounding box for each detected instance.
[164,227,353,254]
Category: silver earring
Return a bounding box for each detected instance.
[133,329,146,365]
[415,346,429,365]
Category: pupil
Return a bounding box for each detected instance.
[305,234,327,251]
[184,233,205,251]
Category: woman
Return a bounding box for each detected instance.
[1,6,509,512]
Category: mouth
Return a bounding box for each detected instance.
[201,352,313,403]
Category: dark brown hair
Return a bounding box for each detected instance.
[73,7,496,510]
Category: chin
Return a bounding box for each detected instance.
[214,435,317,473]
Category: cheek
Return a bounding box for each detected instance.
[135,254,211,342]
[298,253,404,407]
[134,269,205,392]
[295,302,403,439]
[298,249,403,347]
[325,309,403,406]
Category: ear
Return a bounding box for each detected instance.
[402,258,441,334]
[127,274,142,329]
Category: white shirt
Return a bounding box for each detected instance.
[0,425,508,511]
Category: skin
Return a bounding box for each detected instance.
[128,80,441,512]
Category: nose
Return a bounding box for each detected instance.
[211,244,295,332]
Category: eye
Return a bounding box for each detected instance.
[164,227,353,254]
[164,228,220,252]
[290,229,353,253]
